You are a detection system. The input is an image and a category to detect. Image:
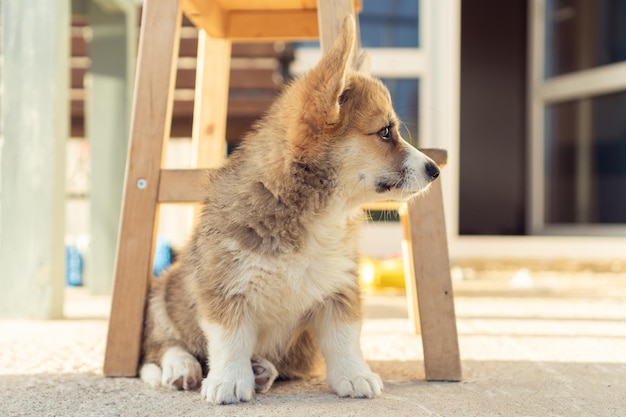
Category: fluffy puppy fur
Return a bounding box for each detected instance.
[140,16,440,404]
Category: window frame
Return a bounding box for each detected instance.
[528,0,626,235]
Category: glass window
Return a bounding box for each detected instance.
[360,0,420,145]
[360,0,419,48]
[380,78,419,146]
[544,90,626,224]
[544,0,626,77]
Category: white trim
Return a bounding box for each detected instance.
[541,62,626,103]
[424,0,461,239]
[528,0,546,234]
[419,0,432,158]
[541,225,626,237]
[450,235,626,261]
[575,99,593,223]
[528,0,626,235]
[290,47,426,78]
[361,223,626,261]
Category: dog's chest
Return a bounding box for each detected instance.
[246,218,358,317]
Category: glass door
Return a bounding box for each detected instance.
[529,0,626,235]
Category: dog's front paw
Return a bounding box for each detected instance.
[329,371,383,399]
[201,371,255,404]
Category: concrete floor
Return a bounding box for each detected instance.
[1,271,625,416]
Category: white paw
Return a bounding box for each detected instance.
[201,364,255,404]
[139,363,163,388]
[201,376,255,404]
[161,346,203,390]
[329,371,384,398]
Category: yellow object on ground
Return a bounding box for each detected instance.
[358,257,406,290]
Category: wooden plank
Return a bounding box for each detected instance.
[158,169,208,203]
[317,0,359,56]
[404,178,462,381]
[175,67,280,90]
[104,0,182,377]
[231,43,286,58]
[179,38,285,58]
[71,67,87,89]
[399,203,421,334]
[217,0,321,10]
[180,0,226,38]
[172,95,276,118]
[73,91,278,119]
[170,115,258,139]
[192,31,231,169]
[185,0,361,14]
[71,116,85,137]
[226,10,320,41]
[0,0,69,319]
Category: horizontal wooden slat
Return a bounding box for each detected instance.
[182,0,361,39]
[71,90,277,119]
[232,43,287,57]
[226,10,320,41]
[71,67,86,89]
[172,94,275,118]
[70,116,85,138]
[72,64,281,91]
[216,0,323,10]
[157,149,447,204]
[176,67,281,90]
[158,169,208,203]
[69,10,291,139]
[71,33,88,57]
[170,115,258,139]
[179,37,286,58]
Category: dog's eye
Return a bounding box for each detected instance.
[378,126,391,140]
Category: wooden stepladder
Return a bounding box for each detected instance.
[104,0,462,382]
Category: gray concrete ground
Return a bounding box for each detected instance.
[1,270,626,416]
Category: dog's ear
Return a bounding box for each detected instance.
[302,15,356,129]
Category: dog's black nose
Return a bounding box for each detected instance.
[425,161,440,180]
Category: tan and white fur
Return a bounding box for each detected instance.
[140,16,440,405]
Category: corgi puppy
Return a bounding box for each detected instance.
[139,15,440,404]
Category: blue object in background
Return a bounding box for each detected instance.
[65,245,84,286]
[153,236,173,277]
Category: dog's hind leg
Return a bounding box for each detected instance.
[143,346,275,393]
[251,356,278,393]
[160,345,203,390]
[140,344,203,391]
[274,329,323,380]
[139,362,163,388]
[141,272,203,390]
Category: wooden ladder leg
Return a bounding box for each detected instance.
[104,0,182,377]
[402,178,462,381]
[317,0,359,57]
[400,204,421,335]
[191,30,231,169]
